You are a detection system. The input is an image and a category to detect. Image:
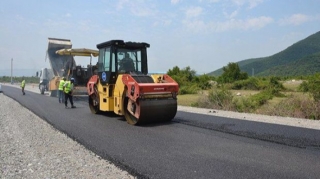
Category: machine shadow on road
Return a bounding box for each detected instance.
[95,110,175,127]
[139,121,174,127]
[95,111,126,122]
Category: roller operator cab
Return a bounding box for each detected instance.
[87,40,179,125]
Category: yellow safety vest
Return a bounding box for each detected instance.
[21,80,25,88]
[58,79,65,90]
[64,81,71,93]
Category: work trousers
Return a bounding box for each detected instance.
[21,87,25,95]
[64,92,74,107]
[58,90,65,103]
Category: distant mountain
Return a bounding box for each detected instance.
[209,31,320,76]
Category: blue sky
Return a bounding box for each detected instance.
[1,0,320,76]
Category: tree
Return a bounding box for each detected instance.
[167,66,181,76]
[167,66,202,94]
[167,66,197,85]
[218,62,248,83]
[193,74,215,90]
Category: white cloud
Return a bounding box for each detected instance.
[231,0,264,9]
[278,14,311,26]
[247,0,263,9]
[199,0,220,2]
[115,0,156,17]
[131,5,156,17]
[77,20,91,32]
[15,14,25,21]
[183,16,273,33]
[153,19,172,27]
[116,0,129,10]
[43,19,71,29]
[182,19,206,33]
[185,6,203,18]
[224,10,238,19]
[171,0,181,5]
[243,16,273,29]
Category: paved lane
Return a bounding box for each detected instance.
[2,85,320,179]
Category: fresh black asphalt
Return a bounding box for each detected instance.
[2,85,320,179]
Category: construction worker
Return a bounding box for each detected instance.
[21,78,26,95]
[119,52,135,72]
[63,78,76,109]
[58,77,66,103]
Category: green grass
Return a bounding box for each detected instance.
[177,94,201,106]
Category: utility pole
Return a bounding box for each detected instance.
[11,58,13,84]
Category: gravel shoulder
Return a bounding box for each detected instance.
[0,92,135,179]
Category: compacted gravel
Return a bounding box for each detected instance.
[0,93,135,179]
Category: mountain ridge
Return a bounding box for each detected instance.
[209,31,320,76]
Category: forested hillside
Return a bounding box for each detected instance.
[210,31,320,76]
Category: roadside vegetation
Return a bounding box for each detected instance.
[169,63,320,120]
[0,76,39,84]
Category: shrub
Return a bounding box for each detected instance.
[207,87,235,110]
[179,84,199,95]
[264,77,286,97]
[259,95,320,120]
[298,73,320,101]
[193,74,215,90]
[298,81,309,92]
[268,77,285,91]
[231,77,261,90]
[233,97,258,112]
[249,90,273,106]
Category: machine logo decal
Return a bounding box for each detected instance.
[102,72,107,81]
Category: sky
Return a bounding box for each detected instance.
[1,0,320,76]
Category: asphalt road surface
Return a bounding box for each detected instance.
[2,85,320,179]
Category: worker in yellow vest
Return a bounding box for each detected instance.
[58,77,66,103]
[63,78,76,109]
[21,78,26,95]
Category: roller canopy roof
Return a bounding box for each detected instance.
[96,40,150,49]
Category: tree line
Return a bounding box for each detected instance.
[0,76,39,84]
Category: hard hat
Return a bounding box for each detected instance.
[70,78,75,81]
[62,77,66,80]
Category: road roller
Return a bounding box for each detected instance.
[87,40,179,125]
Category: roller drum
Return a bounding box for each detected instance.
[124,97,177,125]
